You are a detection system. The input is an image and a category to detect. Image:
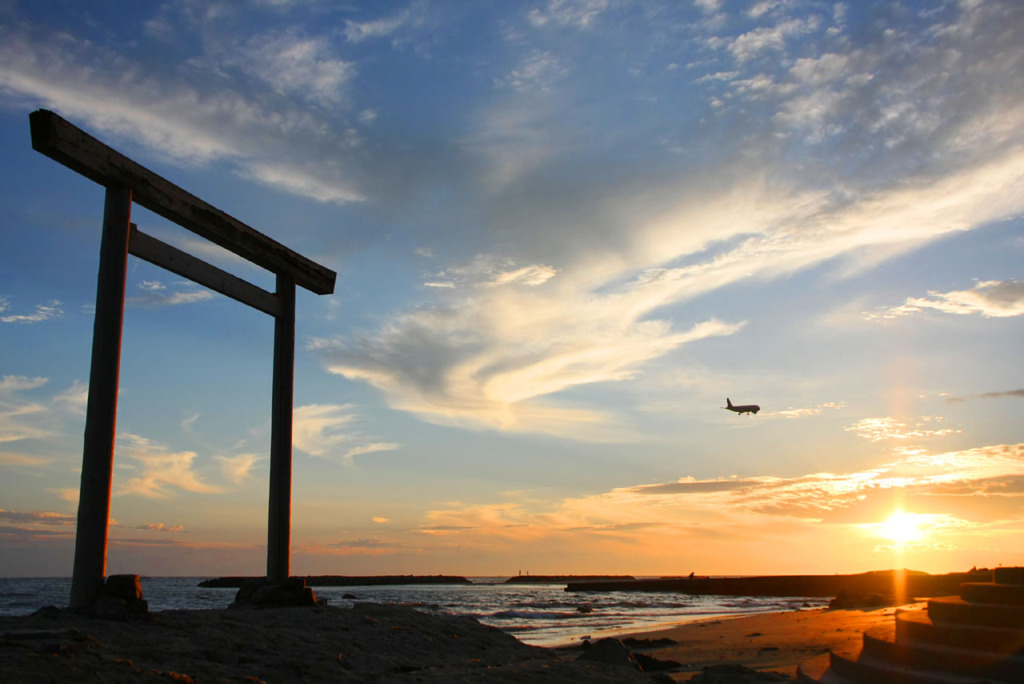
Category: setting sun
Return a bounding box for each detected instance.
[879,511,924,545]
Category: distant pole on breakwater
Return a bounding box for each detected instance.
[29,110,337,609]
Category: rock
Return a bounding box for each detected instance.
[233,577,319,608]
[690,664,794,682]
[105,574,143,601]
[634,651,682,672]
[621,636,678,649]
[578,638,637,668]
[828,590,911,609]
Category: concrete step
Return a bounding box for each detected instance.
[927,596,1024,628]
[797,653,857,683]
[896,608,1024,653]
[826,646,1004,684]
[861,623,1024,680]
[961,582,1024,605]
[993,567,1024,585]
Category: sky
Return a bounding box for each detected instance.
[1,0,1022,580]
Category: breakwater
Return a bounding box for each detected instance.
[504,575,635,584]
[564,570,988,597]
[198,575,472,588]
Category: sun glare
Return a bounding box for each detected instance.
[878,511,923,545]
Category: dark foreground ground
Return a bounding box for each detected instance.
[0,603,663,683]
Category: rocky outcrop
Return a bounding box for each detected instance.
[231,577,320,608]
[91,574,149,620]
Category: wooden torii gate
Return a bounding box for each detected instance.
[29,110,337,610]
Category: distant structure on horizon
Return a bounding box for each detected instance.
[724,398,760,415]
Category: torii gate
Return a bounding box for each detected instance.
[29,110,337,609]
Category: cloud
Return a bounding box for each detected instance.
[53,381,88,416]
[946,389,1024,404]
[526,0,610,29]
[0,20,367,204]
[0,376,50,444]
[343,1,427,43]
[844,417,961,443]
[292,404,399,464]
[0,299,63,324]
[0,451,53,467]
[227,30,354,106]
[215,453,263,484]
[415,444,1024,565]
[0,509,75,526]
[496,50,570,93]
[723,17,821,62]
[126,280,216,308]
[115,433,223,499]
[878,280,1024,319]
[770,402,846,418]
[137,522,185,533]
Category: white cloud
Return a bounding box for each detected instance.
[844,417,961,443]
[496,50,570,94]
[115,433,223,499]
[527,0,610,29]
[53,381,88,416]
[126,281,216,307]
[725,17,820,62]
[0,299,63,324]
[215,453,262,484]
[344,1,427,43]
[0,22,366,204]
[879,280,1024,319]
[293,404,399,464]
[231,30,354,106]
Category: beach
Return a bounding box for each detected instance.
[0,599,922,682]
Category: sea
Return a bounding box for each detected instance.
[0,577,827,647]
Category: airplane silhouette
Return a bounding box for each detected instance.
[724,398,760,415]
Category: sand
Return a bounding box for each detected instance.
[0,600,924,683]
[617,601,926,681]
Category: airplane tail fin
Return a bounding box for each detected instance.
[726,398,733,408]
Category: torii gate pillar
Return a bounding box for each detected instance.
[70,186,132,610]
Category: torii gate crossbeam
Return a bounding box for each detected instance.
[29,110,336,610]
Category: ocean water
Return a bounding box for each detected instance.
[0,577,827,646]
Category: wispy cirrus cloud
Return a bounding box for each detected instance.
[0,297,63,324]
[115,433,223,499]
[292,404,399,464]
[126,280,216,308]
[0,19,367,204]
[343,1,428,43]
[526,0,610,30]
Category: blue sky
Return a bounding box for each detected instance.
[1,0,1022,578]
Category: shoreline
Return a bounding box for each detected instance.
[609,601,927,680]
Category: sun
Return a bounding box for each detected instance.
[878,511,923,544]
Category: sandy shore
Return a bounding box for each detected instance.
[616,601,927,681]
[0,600,924,683]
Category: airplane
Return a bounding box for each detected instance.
[724,398,760,415]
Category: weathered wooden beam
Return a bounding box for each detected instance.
[129,226,283,317]
[267,274,296,582]
[30,109,336,296]
[69,186,132,611]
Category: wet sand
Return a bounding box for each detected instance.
[616,601,926,681]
